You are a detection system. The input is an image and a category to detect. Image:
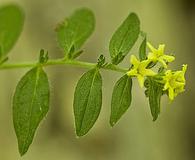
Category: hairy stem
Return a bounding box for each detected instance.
[0,58,128,73]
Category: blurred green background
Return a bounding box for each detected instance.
[0,0,194,159]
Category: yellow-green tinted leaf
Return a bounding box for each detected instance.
[109,13,140,64]
[139,33,147,60]
[0,4,24,60]
[147,78,163,121]
[73,68,102,137]
[13,67,49,156]
[110,75,132,126]
[56,8,95,58]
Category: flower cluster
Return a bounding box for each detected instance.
[127,42,187,100]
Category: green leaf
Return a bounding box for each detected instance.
[109,13,140,64]
[139,33,147,60]
[110,75,132,126]
[56,8,95,58]
[73,68,102,137]
[147,78,163,121]
[0,4,24,60]
[13,67,50,156]
[97,54,106,67]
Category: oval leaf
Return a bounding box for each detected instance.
[147,78,163,121]
[110,75,132,126]
[109,13,140,64]
[13,67,50,156]
[56,8,95,58]
[73,68,102,137]
[139,33,147,61]
[0,4,24,60]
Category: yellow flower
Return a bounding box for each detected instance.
[147,42,175,68]
[127,55,156,87]
[163,64,187,100]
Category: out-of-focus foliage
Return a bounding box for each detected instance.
[0,4,24,61]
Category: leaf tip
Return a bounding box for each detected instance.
[110,121,116,127]
[76,130,86,137]
[109,118,118,127]
[18,144,28,157]
[19,150,26,157]
[129,12,140,22]
[152,115,159,122]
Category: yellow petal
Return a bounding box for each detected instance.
[147,52,154,59]
[172,81,185,88]
[174,71,184,82]
[175,86,185,95]
[165,70,172,76]
[147,42,157,53]
[163,82,170,90]
[142,59,152,67]
[127,69,138,76]
[148,52,158,62]
[130,55,140,66]
[143,69,156,76]
[158,58,168,68]
[162,55,175,62]
[137,75,145,88]
[168,88,175,101]
[158,44,165,55]
[174,65,187,83]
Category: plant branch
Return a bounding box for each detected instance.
[0,58,128,73]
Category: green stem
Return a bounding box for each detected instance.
[0,58,128,73]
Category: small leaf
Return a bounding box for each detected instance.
[71,50,83,59]
[39,49,49,64]
[13,67,50,156]
[110,75,132,126]
[0,4,24,60]
[139,33,147,60]
[56,8,95,58]
[73,68,102,137]
[109,13,140,64]
[97,54,106,67]
[147,77,163,121]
